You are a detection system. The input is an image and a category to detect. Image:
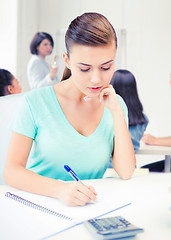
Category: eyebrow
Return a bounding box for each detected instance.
[77,60,114,66]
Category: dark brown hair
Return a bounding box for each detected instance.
[111,70,147,126]
[61,12,117,81]
[30,32,54,55]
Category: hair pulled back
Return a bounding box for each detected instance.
[61,12,117,81]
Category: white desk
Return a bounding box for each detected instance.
[136,142,171,172]
[46,173,171,240]
[0,173,171,240]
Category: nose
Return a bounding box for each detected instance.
[48,45,52,50]
[90,70,101,84]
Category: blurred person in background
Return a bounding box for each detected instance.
[111,69,148,153]
[0,69,21,96]
[108,69,148,168]
[142,74,171,171]
[27,32,59,89]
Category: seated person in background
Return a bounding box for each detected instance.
[141,76,171,171]
[141,134,170,172]
[142,134,171,147]
[110,69,148,153]
[27,32,59,89]
[0,69,21,96]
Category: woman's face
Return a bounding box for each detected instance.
[9,76,22,94]
[64,42,116,98]
[37,39,52,58]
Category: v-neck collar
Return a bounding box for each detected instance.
[50,86,105,139]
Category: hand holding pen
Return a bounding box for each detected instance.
[58,165,97,206]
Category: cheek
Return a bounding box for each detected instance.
[109,71,115,82]
[71,67,87,80]
[103,70,115,84]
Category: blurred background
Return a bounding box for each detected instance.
[0,0,171,137]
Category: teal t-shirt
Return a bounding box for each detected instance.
[11,86,128,181]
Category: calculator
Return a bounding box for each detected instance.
[84,216,144,239]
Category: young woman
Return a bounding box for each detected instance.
[0,69,21,96]
[27,32,59,89]
[110,69,148,153]
[5,12,136,206]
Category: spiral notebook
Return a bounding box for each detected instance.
[5,192,73,221]
[0,184,131,240]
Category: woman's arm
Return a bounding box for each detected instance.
[4,132,97,206]
[99,86,136,180]
[28,59,58,89]
[142,134,171,146]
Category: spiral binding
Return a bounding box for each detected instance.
[5,192,73,221]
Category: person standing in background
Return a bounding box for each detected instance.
[110,69,148,153]
[0,69,21,96]
[27,32,59,89]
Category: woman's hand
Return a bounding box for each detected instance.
[142,134,157,145]
[49,65,58,80]
[99,85,123,114]
[57,181,97,206]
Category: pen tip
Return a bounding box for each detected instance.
[64,165,70,172]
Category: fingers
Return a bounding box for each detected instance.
[141,134,147,141]
[99,85,123,114]
[99,85,114,102]
[76,183,97,202]
[87,186,98,196]
[49,65,58,80]
[71,188,96,206]
[59,182,97,206]
[141,135,149,144]
[142,134,155,145]
[50,66,58,73]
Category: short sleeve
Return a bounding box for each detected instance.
[10,96,38,139]
[117,95,128,126]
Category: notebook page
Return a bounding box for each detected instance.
[0,195,75,240]
[0,180,131,240]
[9,180,130,222]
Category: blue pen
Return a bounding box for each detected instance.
[64,165,84,184]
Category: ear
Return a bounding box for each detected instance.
[63,52,70,69]
[7,85,14,94]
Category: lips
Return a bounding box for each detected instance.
[88,86,102,92]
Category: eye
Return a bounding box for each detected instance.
[101,66,111,71]
[80,68,90,72]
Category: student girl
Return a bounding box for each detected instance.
[27,32,59,89]
[5,12,136,206]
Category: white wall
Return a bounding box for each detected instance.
[16,0,40,92]
[9,0,171,137]
[0,0,18,75]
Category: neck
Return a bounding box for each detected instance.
[60,79,101,104]
[38,54,46,60]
